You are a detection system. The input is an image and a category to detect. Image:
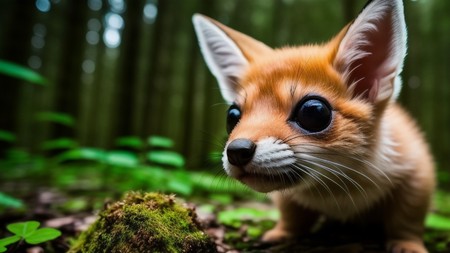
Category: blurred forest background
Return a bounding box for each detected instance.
[1,0,450,252]
[0,0,449,170]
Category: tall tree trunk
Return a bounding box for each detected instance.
[114,0,145,139]
[0,0,34,152]
[144,0,173,136]
[53,1,87,140]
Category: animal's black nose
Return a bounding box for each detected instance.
[226,138,256,166]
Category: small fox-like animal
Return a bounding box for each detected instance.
[193,0,435,252]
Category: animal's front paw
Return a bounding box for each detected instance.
[387,240,428,253]
[261,227,293,242]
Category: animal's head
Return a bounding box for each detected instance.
[193,0,407,193]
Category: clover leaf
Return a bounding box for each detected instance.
[0,221,61,252]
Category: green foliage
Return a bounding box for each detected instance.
[0,236,20,252]
[59,198,89,213]
[146,136,185,168]
[56,148,139,168]
[35,111,75,126]
[41,138,78,150]
[0,221,61,252]
[4,148,31,162]
[0,192,24,209]
[209,194,233,205]
[115,136,144,149]
[0,59,47,85]
[105,150,139,168]
[217,207,277,248]
[0,130,15,143]
[0,129,261,204]
[147,150,185,168]
[57,148,106,162]
[7,221,41,236]
[218,207,279,228]
[148,135,174,149]
[55,135,185,169]
[166,171,193,195]
[426,213,450,230]
[0,127,259,210]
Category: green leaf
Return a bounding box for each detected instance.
[0,192,24,209]
[56,148,106,163]
[247,226,264,238]
[105,150,139,167]
[35,111,75,126]
[426,213,450,230]
[115,136,143,149]
[0,235,21,247]
[167,180,192,196]
[147,150,185,168]
[25,228,61,244]
[5,148,30,162]
[148,136,174,148]
[0,59,47,85]
[41,138,78,150]
[209,194,233,205]
[0,130,15,143]
[218,208,279,227]
[7,221,40,237]
[166,171,193,195]
[0,246,6,253]
[59,198,89,213]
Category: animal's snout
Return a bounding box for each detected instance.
[226,138,256,166]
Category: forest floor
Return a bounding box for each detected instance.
[0,187,386,253]
[1,161,450,252]
[1,186,450,253]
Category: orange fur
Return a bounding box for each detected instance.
[193,2,435,252]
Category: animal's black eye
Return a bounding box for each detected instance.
[227,104,241,134]
[293,97,332,133]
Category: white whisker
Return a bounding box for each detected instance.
[291,163,341,211]
[299,158,365,209]
[294,143,392,186]
[302,154,375,196]
[288,164,327,206]
[297,159,358,209]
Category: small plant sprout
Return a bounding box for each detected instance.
[0,221,61,252]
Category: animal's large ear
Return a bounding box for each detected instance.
[192,14,272,103]
[333,0,407,104]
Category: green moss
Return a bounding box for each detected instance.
[68,192,216,253]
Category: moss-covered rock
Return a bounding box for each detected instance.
[68,192,217,253]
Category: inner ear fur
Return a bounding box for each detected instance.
[192,14,272,103]
[333,0,407,105]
